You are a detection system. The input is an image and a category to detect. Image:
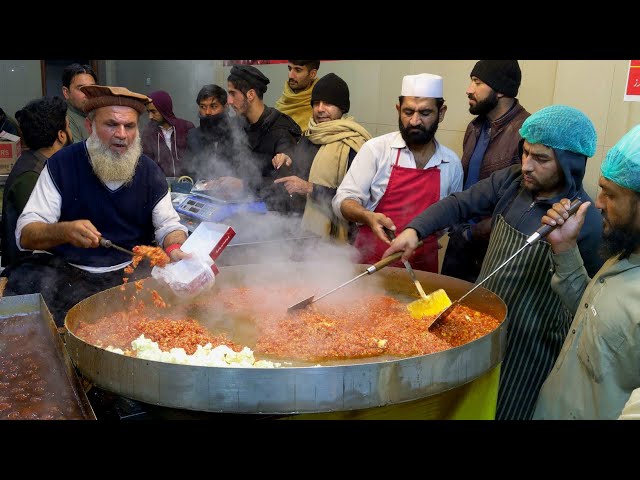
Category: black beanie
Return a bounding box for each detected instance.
[470,60,521,97]
[229,65,270,95]
[311,73,350,113]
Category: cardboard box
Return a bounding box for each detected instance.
[0,131,21,175]
[180,222,236,275]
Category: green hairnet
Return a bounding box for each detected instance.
[601,124,640,192]
[519,105,597,157]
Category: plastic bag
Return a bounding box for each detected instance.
[151,252,216,299]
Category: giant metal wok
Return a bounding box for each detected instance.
[64,262,507,415]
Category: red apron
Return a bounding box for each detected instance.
[353,149,440,272]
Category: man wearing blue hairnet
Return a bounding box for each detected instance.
[383,105,604,420]
[533,125,640,420]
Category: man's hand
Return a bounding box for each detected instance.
[21,220,101,251]
[471,217,493,240]
[163,230,189,263]
[541,198,591,254]
[382,228,420,262]
[365,211,396,245]
[272,153,292,170]
[64,220,101,248]
[273,176,313,195]
[168,249,191,263]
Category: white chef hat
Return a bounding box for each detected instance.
[401,73,443,98]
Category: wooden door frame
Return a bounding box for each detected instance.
[40,60,100,96]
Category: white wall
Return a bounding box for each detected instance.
[3,58,638,272]
[220,60,640,201]
[110,60,223,126]
[3,58,640,202]
[0,60,43,123]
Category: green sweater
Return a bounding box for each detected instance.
[67,103,90,143]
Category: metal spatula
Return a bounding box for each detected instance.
[99,237,135,256]
[287,240,424,313]
[384,228,429,302]
[425,198,583,331]
[403,260,428,299]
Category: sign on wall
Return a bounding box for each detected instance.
[223,60,288,66]
[624,60,640,102]
[222,60,335,66]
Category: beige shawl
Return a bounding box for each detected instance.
[301,116,372,241]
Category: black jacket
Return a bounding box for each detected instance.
[1,150,47,267]
[244,107,301,212]
[290,136,357,217]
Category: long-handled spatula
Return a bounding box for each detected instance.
[287,240,424,313]
[425,198,583,331]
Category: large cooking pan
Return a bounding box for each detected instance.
[64,262,507,415]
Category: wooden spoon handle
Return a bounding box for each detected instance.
[368,240,424,273]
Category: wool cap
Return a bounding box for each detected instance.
[311,73,350,113]
[229,65,270,95]
[470,60,522,97]
[401,73,443,98]
[80,85,150,114]
[519,104,597,157]
[148,90,177,122]
[601,124,640,192]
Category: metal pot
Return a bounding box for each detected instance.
[64,262,507,415]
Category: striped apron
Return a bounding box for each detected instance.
[477,215,572,420]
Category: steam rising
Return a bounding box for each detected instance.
[187,111,263,191]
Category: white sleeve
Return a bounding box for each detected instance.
[332,141,379,221]
[152,191,188,246]
[449,156,464,195]
[16,165,62,251]
[619,388,640,420]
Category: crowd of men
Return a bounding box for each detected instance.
[0,59,639,420]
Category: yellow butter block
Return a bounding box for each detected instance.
[407,288,452,319]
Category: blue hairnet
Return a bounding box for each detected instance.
[519,105,597,157]
[601,124,640,192]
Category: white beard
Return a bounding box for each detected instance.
[86,129,142,185]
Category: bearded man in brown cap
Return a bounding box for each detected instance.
[1,85,189,327]
[272,73,372,241]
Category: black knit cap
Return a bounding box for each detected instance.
[470,60,522,97]
[310,73,350,113]
[229,65,270,95]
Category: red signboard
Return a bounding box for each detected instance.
[625,60,640,101]
[223,60,335,66]
[223,60,288,66]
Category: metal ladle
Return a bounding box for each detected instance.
[287,240,424,312]
[425,198,584,331]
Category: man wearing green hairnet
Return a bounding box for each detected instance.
[382,105,604,420]
[533,125,640,420]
